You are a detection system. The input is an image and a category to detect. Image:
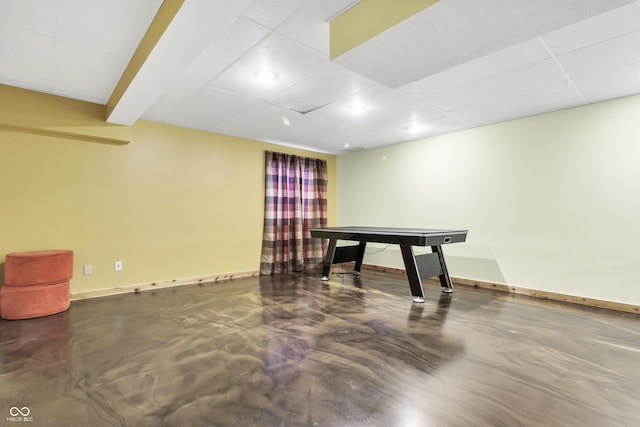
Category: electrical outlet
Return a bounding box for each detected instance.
[83,265,92,275]
[115,260,123,271]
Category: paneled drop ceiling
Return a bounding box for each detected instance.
[2,0,640,154]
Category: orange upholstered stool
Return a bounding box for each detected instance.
[1,250,73,320]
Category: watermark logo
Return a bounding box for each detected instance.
[7,406,33,423]
[9,408,29,417]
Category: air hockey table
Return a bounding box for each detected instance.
[310,226,468,303]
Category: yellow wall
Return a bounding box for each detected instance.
[0,86,336,295]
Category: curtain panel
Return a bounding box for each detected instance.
[260,151,328,275]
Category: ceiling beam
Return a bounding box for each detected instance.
[106,0,253,126]
[330,0,440,59]
[106,0,184,125]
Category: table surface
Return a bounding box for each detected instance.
[311,226,466,235]
[310,226,468,246]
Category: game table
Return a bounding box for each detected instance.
[310,226,468,303]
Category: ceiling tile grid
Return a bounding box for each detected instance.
[554,30,640,79]
[140,79,203,123]
[178,17,271,87]
[3,0,640,154]
[206,33,328,102]
[106,0,256,125]
[162,87,256,133]
[59,0,162,58]
[541,0,640,55]
[141,0,365,150]
[0,21,56,92]
[307,85,442,130]
[0,0,58,36]
[260,113,356,148]
[341,130,398,152]
[399,38,552,101]
[0,0,162,104]
[276,0,362,57]
[572,62,640,104]
[240,0,312,30]
[333,0,639,89]
[55,41,128,103]
[449,82,585,127]
[378,113,463,141]
[267,62,377,113]
[204,101,293,142]
[421,58,574,112]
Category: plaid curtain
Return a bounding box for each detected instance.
[260,151,327,275]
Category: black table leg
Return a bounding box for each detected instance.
[432,245,453,293]
[353,241,367,276]
[321,238,338,280]
[400,244,426,303]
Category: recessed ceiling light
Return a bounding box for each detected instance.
[256,70,278,82]
[347,103,366,114]
[282,116,291,126]
[344,143,350,148]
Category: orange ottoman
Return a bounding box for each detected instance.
[1,250,73,320]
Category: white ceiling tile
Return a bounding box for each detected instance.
[209,102,296,139]
[400,38,550,99]
[2,0,640,154]
[308,85,442,130]
[573,62,640,103]
[255,111,303,136]
[424,59,568,111]
[276,0,360,56]
[56,42,127,103]
[268,63,376,113]
[163,87,256,131]
[312,0,362,21]
[60,0,163,58]
[0,0,58,36]
[335,0,636,88]
[275,3,327,56]
[253,126,305,147]
[450,82,584,126]
[207,33,328,101]
[255,114,369,152]
[421,113,463,129]
[379,122,441,142]
[241,0,311,30]
[142,79,203,122]
[341,130,398,151]
[256,109,318,138]
[556,30,640,79]
[295,120,363,146]
[0,22,56,91]
[542,1,640,55]
[179,17,270,85]
[379,114,462,140]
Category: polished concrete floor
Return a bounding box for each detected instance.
[1,270,639,427]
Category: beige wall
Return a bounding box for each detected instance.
[0,86,336,295]
[337,94,640,306]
